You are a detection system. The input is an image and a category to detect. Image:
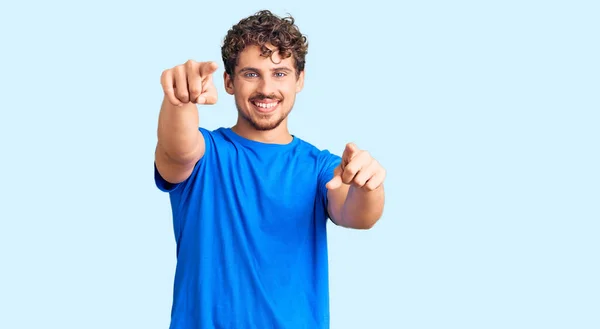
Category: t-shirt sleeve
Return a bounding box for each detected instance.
[154,162,180,192]
[154,127,212,193]
[317,150,342,215]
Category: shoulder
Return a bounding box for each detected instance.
[292,136,342,169]
[293,135,339,156]
[199,126,229,144]
[197,126,242,155]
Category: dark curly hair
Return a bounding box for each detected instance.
[221,10,308,78]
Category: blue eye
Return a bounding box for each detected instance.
[275,72,286,77]
[245,72,258,78]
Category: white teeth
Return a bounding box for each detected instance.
[253,101,278,109]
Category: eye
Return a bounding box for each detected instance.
[244,72,258,78]
[274,72,287,78]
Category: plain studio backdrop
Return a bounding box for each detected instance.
[0,0,598,328]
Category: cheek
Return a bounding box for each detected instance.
[234,86,253,101]
[282,83,298,97]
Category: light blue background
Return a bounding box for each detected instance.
[1,0,598,328]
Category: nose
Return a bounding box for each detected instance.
[257,75,276,96]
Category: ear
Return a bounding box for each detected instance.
[224,71,234,95]
[296,70,305,93]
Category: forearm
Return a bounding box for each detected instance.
[156,97,202,163]
[341,184,385,229]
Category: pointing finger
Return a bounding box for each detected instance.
[343,142,360,165]
[200,61,218,77]
[346,142,359,154]
[341,150,372,184]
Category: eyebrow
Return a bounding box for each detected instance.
[238,66,293,73]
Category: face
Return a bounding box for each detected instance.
[224,44,304,131]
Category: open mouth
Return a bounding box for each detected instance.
[251,99,280,113]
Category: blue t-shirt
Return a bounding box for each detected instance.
[154,127,341,329]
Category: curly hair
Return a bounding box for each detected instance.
[221,10,308,78]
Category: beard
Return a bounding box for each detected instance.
[236,93,293,131]
[239,110,289,131]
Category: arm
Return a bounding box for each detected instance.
[155,98,204,184]
[325,143,387,229]
[154,60,218,184]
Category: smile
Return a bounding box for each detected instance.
[251,100,280,113]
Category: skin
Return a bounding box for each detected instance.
[154,43,386,229]
[326,143,386,229]
[224,44,303,144]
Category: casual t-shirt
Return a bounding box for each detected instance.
[154,127,341,329]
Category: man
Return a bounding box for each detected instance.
[154,10,386,329]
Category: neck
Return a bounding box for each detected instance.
[231,118,293,144]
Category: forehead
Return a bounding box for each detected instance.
[236,44,295,70]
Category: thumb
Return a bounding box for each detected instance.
[326,165,343,190]
[196,83,218,105]
[196,75,218,104]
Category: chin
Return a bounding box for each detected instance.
[248,115,286,131]
[245,108,290,131]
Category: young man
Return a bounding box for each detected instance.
[154,10,386,329]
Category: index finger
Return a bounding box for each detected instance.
[199,61,218,77]
[342,142,360,166]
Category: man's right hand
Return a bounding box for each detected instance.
[160,60,219,106]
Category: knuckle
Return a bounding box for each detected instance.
[189,87,200,95]
[160,69,170,84]
[177,90,188,99]
[345,167,356,175]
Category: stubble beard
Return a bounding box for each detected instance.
[236,100,293,131]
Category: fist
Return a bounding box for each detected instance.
[326,143,386,191]
[160,60,219,106]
